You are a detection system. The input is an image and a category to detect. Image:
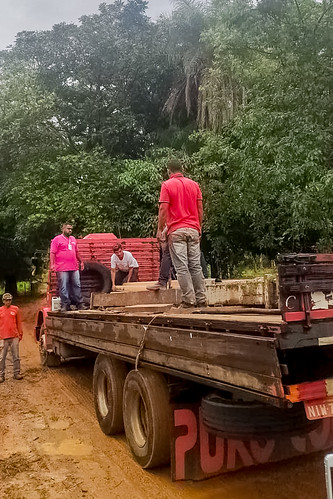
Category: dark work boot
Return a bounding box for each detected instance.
[13,373,23,380]
[0,375,5,383]
[146,282,167,291]
[77,304,89,310]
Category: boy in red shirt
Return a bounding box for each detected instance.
[0,293,23,382]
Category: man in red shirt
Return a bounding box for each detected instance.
[157,159,206,308]
[0,293,23,382]
[50,223,86,312]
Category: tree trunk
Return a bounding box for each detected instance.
[5,275,17,297]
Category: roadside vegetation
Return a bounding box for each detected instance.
[0,0,332,287]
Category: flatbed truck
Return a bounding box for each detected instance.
[35,243,333,480]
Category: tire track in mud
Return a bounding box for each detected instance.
[43,361,191,499]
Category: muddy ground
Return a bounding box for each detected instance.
[0,298,331,499]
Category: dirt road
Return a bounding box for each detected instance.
[0,299,331,499]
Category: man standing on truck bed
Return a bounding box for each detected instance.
[111,243,139,291]
[50,223,86,312]
[157,159,206,308]
[0,293,23,382]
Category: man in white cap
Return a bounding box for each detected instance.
[0,293,23,382]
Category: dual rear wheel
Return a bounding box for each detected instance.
[93,354,171,468]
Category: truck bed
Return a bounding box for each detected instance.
[46,308,288,406]
[45,303,333,409]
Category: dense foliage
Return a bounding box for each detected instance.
[0,0,333,285]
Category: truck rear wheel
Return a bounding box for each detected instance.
[93,354,127,435]
[39,326,61,367]
[123,368,171,469]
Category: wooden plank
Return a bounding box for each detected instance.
[49,309,284,334]
[194,307,280,315]
[121,280,180,291]
[46,317,281,377]
[279,263,333,277]
[281,280,333,293]
[122,304,174,313]
[170,312,284,324]
[48,328,284,398]
[91,289,182,307]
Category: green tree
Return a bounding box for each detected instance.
[161,0,210,125]
[191,0,333,272]
[0,63,66,289]
[0,62,64,170]
[7,0,174,157]
[6,149,167,254]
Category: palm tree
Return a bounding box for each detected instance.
[162,0,209,123]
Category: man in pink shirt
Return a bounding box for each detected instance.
[50,223,86,312]
[157,159,206,308]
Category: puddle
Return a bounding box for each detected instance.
[41,439,93,456]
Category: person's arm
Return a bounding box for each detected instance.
[157,183,169,241]
[197,199,203,229]
[50,251,56,272]
[111,254,117,291]
[16,309,23,341]
[50,238,58,272]
[127,252,138,282]
[75,244,84,271]
[157,202,168,241]
[111,268,116,290]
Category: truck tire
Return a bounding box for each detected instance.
[123,369,171,469]
[93,354,127,435]
[39,326,61,367]
[201,393,319,439]
[80,261,112,303]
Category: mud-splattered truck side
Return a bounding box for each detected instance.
[35,245,333,481]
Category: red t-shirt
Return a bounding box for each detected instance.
[50,235,79,272]
[159,173,202,234]
[0,305,23,339]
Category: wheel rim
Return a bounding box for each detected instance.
[130,392,148,448]
[97,370,111,418]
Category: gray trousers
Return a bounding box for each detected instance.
[168,227,206,305]
[0,337,20,376]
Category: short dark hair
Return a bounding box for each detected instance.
[113,243,122,252]
[166,159,182,173]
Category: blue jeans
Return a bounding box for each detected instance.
[0,337,20,376]
[168,228,206,305]
[57,270,83,309]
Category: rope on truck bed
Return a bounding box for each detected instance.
[135,314,161,371]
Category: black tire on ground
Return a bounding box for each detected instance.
[93,354,128,435]
[201,393,320,439]
[39,326,61,367]
[123,368,171,469]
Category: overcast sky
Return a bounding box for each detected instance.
[0,0,173,50]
